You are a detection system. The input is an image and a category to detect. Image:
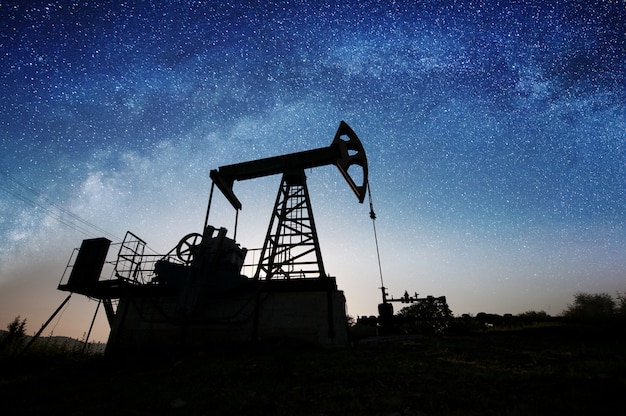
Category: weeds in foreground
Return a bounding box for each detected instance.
[0,334,105,359]
[1,322,624,416]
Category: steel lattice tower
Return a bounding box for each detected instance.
[254,170,326,280]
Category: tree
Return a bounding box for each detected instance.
[397,296,453,334]
[616,292,626,316]
[562,292,615,319]
[1,316,27,351]
[517,310,550,319]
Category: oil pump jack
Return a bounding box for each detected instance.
[209,120,367,281]
[56,121,367,353]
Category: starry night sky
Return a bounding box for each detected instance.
[1,1,625,342]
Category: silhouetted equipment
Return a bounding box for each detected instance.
[61,237,111,295]
[210,120,367,210]
[377,301,395,333]
[209,120,367,282]
[19,293,73,357]
[377,287,448,335]
[56,121,368,353]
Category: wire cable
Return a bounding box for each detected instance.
[0,170,122,241]
[368,184,385,290]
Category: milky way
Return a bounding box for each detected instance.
[1,1,624,340]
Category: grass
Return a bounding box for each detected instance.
[1,322,625,415]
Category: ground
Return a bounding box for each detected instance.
[1,323,624,415]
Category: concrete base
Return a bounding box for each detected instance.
[105,285,348,355]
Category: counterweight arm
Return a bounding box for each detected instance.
[210,121,368,210]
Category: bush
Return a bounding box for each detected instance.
[617,292,626,316]
[0,316,27,354]
[563,292,616,319]
[396,296,453,334]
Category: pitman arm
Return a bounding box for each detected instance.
[210,121,368,210]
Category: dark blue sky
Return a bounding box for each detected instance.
[1,1,624,340]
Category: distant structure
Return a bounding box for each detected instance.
[56,121,368,354]
[376,288,449,334]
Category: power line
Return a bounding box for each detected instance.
[0,182,95,237]
[0,170,122,241]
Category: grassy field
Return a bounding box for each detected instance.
[2,323,625,415]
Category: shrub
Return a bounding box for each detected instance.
[396,296,453,334]
[563,292,615,319]
[0,316,27,354]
